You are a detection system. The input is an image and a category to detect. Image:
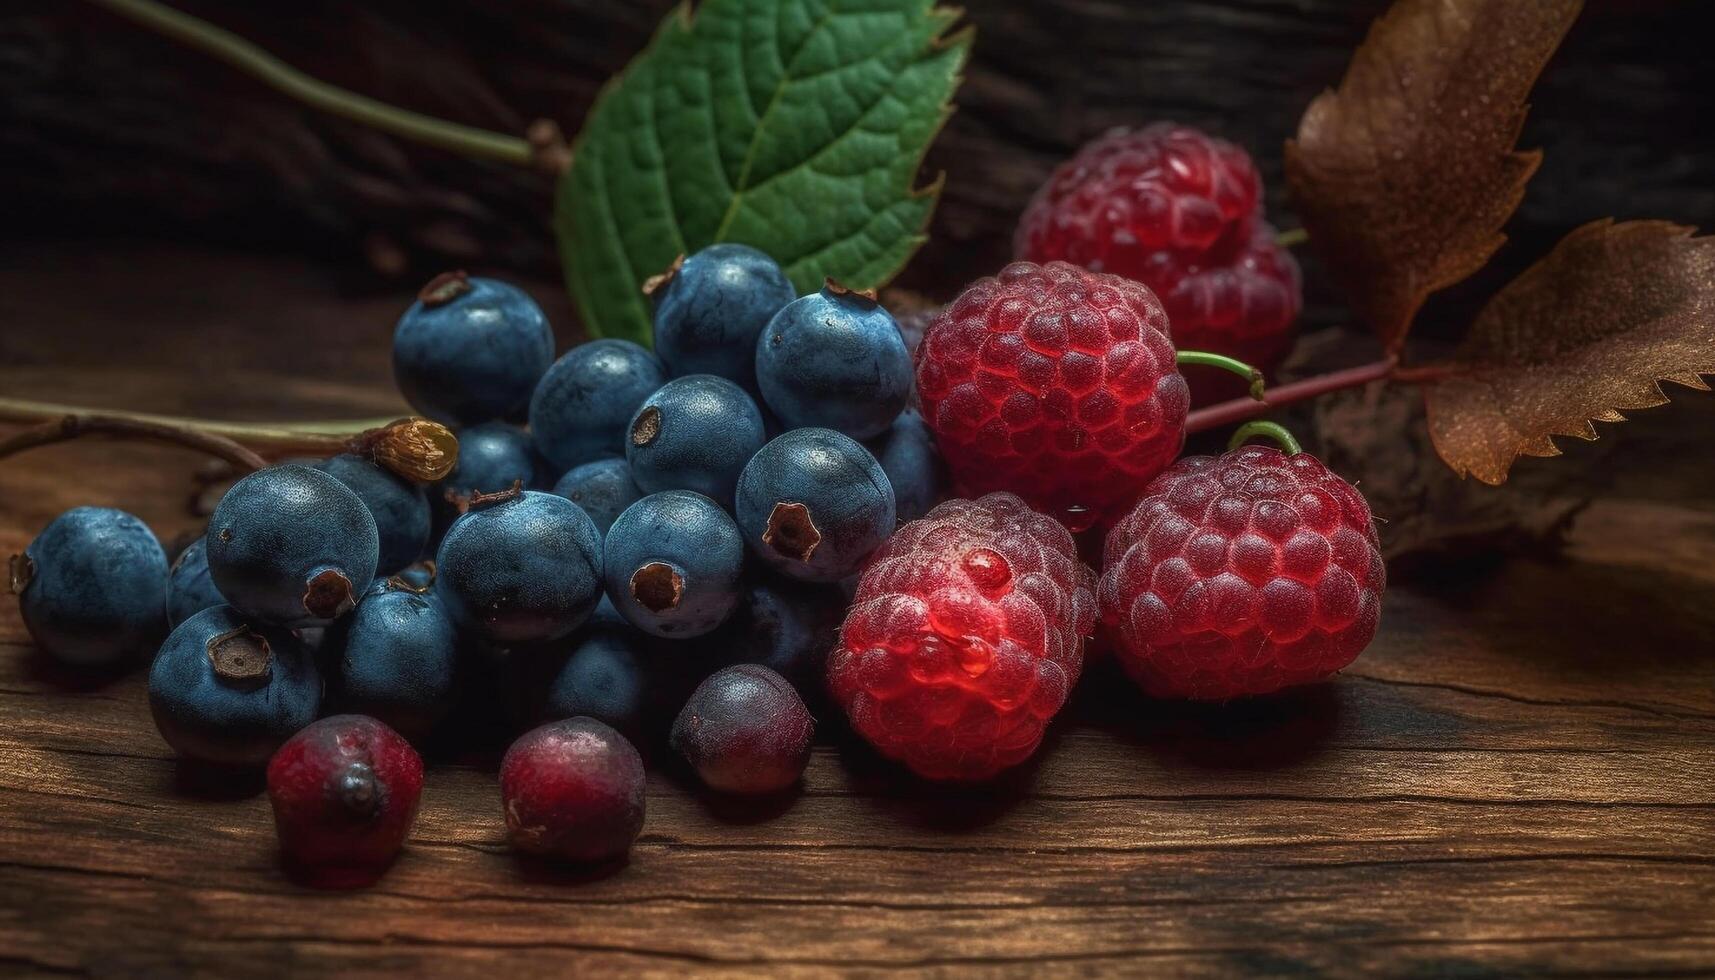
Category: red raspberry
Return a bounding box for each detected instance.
[1014,124,1302,398]
[915,261,1189,530]
[1099,446,1385,700]
[827,492,1096,781]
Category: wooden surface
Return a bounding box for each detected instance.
[3,245,1715,977]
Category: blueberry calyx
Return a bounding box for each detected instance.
[303,568,356,621]
[822,277,879,305]
[7,553,32,594]
[763,503,821,563]
[465,480,524,511]
[630,562,684,612]
[206,625,272,686]
[641,253,686,298]
[358,417,461,483]
[417,270,473,308]
[630,407,662,448]
[332,760,382,818]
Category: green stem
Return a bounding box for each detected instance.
[83,0,535,167]
[1176,350,1266,400]
[1275,227,1309,248]
[1227,420,1302,456]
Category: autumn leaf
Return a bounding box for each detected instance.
[1425,220,1715,485]
[1285,0,1582,352]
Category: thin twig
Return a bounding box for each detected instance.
[0,415,268,471]
[1274,227,1309,248]
[1186,357,1399,433]
[83,0,539,168]
[0,398,391,453]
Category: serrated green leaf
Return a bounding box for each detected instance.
[555,0,970,344]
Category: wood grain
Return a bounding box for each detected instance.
[2,246,1714,976]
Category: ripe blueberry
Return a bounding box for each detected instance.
[431,421,539,538]
[648,244,797,389]
[207,465,379,627]
[312,453,430,575]
[267,714,423,887]
[392,271,555,426]
[754,281,912,440]
[551,457,642,535]
[327,576,459,742]
[532,598,656,738]
[603,491,744,639]
[12,506,168,666]
[435,488,603,647]
[501,717,646,863]
[148,605,322,768]
[735,428,896,583]
[530,339,667,473]
[868,408,944,523]
[671,664,813,795]
[625,374,766,504]
[166,535,226,628]
[721,574,846,699]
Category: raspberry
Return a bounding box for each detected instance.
[915,261,1189,530]
[1098,446,1385,700]
[1014,125,1302,397]
[827,493,1096,781]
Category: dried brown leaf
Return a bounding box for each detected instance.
[1425,220,1715,485]
[1285,0,1581,351]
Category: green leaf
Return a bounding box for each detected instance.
[555,0,970,344]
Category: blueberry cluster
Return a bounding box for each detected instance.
[9,246,943,877]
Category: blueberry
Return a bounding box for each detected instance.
[312,453,430,574]
[327,577,459,742]
[436,489,602,647]
[625,374,766,504]
[391,560,437,593]
[430,422,538,538]
[392,271,555,426]
[754,282,912,440]
[12,506,168,666]
[603,491,744,639]
[723,574,845,697]
[868,409,944,523]
[648,244,797,389]
[735,428,895,582]
[551,457,642,535]
[500,717,645,862]
[166,535,226,628]
[536,598,654,737]
[530,339,667,472]
[148,605,322,768]
[670,664,814,795]
[207,465,380,627]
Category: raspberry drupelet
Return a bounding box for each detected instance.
[1014,124,1302,398]
[827,492,1097,781]
[915,261,1189,530]
[1099,445,1385,700]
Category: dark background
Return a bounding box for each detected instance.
[3,0,1712,329]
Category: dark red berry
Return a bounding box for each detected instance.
[1015,124,1302,400]
[671,664,814,795]
[266,714,423,888]
[828,493,1096,781]
[915,261,1188,530]
[1099,446,1385,699]
[500,717,645,862]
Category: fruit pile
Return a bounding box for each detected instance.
[8,124,1384,884]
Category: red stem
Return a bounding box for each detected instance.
[1186,357,1399,434]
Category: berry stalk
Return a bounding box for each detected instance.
[81,0,564,172]
[1184,357,1401,434]
[0,398,458,481]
